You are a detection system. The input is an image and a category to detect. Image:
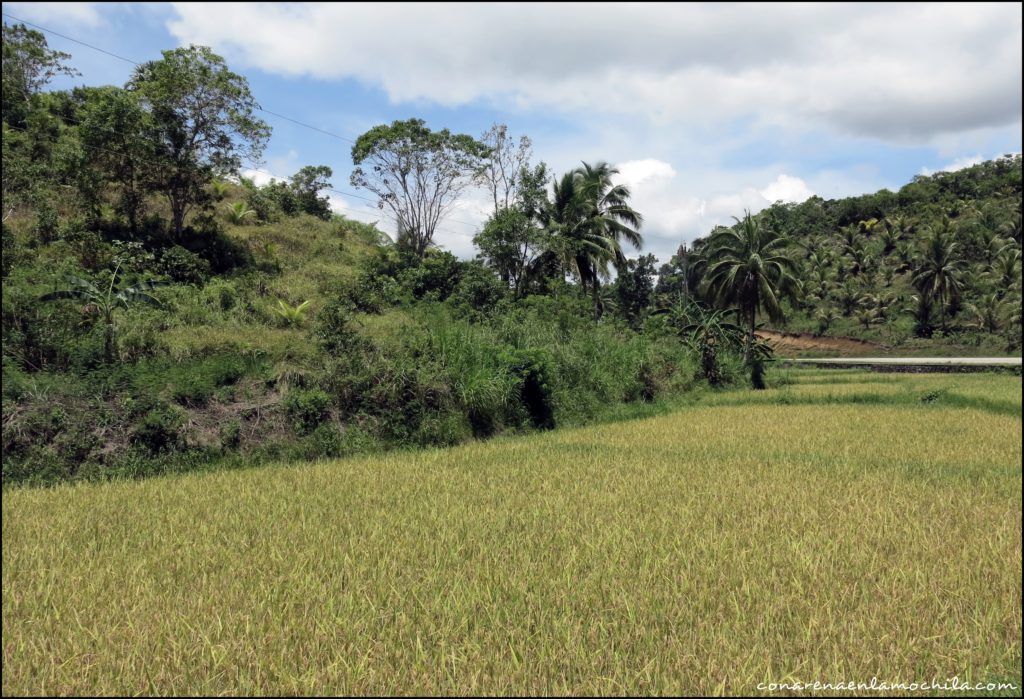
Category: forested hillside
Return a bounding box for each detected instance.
[2,23,1021,486]
[738,157,1021,347]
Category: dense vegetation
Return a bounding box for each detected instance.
[2,24,1021,486]
[680,156,1023,349]
[4,371,1021,694]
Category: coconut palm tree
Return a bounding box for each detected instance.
[966,293,1007,333]
[987,246,1021,294]
[911,218,965,330]
[540,162,643,318]
[703,211,801,362]
[39,265,166,362]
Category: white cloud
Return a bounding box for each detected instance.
[165,2,1022,143]
[4,2,104,28]
[919,154,985,176]
[602,159,817,260]
[760,174,814,204]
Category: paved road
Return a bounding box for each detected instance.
[786,357,1022,366]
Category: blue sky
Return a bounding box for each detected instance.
[4,2,1021,260]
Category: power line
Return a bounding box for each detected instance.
[1,11,486,231]
[0,11,351,142]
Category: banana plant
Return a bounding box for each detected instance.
[40,264,167,362]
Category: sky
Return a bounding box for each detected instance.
[4,1,1022,261]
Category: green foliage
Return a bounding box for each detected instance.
[314,297,365,353]
[219,419,241,451]
[350,118,489,256]
[224,201,256,225]
[283,388,332,436]
[131,404,183,454]
[2,22,79,127]
[271,299,310,327]
[703,211,801,359]
[127,45,271,236]
[38,266,167,362]
[160,245,210,284]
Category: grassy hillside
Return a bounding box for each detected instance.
[4,371,1020,695]
[3,199,702,485]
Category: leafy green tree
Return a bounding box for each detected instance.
[127,45,270,237]
[290,165,333,219]
[2,23,79,127]
[613,253,657,327]
[987,246,1021,295]
[76,86,154,233]
[39,266,165,362]
[703,211,800,361]
[966,293,1008,333]
[350,118,488,257]
[474,206,549,297]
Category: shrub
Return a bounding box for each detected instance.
[131,405,183,454]
[219,419,242,451]
[398,251,462,301]
[448,262,507,319]
[315,297,366,353]
[161,245,211,284]
[283,388,332,435]
[172,375,214,406]
[500,348,555,430]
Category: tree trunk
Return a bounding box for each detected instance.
[171,199,186,239]
[104,320,116,363]
[591,280,603,320]
[744,307,756,365]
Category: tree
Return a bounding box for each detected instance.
[478,123,533,216]
[350,119,488,257]
[659,298,744,386]
[39,266,165,362]
[473,161,551,297]
[474,207,548,297]
[76,86,154,233]
[290,165,333,219]
[703,211,801,362]
[127,45,270,238]
[613,253,657,327]
[541,161,643,318]
[2,23,79,127]
[655,244,704,301]
[911,218,965,331]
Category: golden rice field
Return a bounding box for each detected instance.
[3,371,1021,695]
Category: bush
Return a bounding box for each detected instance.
[219,419,242,451]
[398,251,462,301]
[500,347,555,430]
[172,375,214,406]
[283,388,332,435]
[449,262,507,319]
[315,297,366,353]
[161,245,211,284]
[131,405,183,454]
